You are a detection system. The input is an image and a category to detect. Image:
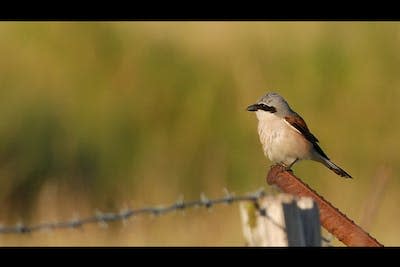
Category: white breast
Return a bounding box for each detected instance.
[256,110,312,166]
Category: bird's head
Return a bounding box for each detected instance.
[246,92,292,119]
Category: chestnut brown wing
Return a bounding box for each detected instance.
[284,114,330,160]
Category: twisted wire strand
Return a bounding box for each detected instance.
[0,188,266,234]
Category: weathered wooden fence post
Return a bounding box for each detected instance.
[240,193,321,246]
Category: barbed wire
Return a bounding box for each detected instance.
[0,188,333,246]
[0,188,267,234]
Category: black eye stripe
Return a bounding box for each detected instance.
[258,104,277,113]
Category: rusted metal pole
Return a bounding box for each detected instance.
[266,165,383,247]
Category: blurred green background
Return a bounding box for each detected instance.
[0,22,399,246]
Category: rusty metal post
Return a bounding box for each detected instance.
[266,165,383,247]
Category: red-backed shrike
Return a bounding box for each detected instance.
[247,92,351,178]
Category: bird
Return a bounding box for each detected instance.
[247,92,352,178]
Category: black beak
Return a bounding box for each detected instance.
[246,104,259,112]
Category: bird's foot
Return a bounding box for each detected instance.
[269,163,287,173]
[270,163,282,169]
[272,163,294,173]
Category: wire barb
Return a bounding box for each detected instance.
[200,193,212,209]
[175,195,185,210]
[222,188,234,204]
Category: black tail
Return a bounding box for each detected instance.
[319,157,352,179]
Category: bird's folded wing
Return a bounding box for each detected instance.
[284,114,330,159]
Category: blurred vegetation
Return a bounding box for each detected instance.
[0,22,399,246]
